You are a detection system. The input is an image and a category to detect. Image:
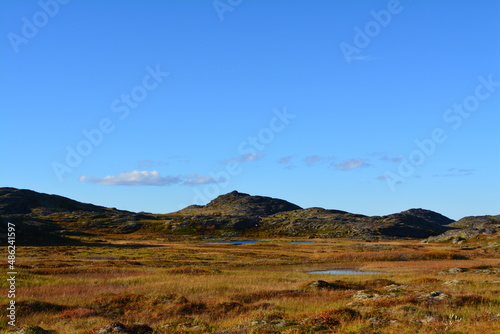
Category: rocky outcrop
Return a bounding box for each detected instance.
[423,215,500,243]
[89,322,153,334]
[450,215,500,229]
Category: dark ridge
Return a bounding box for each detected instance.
[0,187,111,215]
[2,187,495,244]
[400,208,455,226]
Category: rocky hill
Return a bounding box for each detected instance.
[256,207,452,239]
[450,215,500,229]
[1,187,492,244]
[424,214,500,244]
[177,190,302,216]
[0,187,159,245]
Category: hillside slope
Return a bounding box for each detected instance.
[425,215,500,243]
[0,187,467,244]
[0,187,158,245]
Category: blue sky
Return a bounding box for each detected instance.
[1,0,499,220]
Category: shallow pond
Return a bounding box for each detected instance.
[201,240,263,246]
[201,240,314,246]
[308,269,380,275]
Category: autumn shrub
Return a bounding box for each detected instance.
[16,300,69,316]
[89,293,144,317]
[58,307,97,319]
[176,302,207,315]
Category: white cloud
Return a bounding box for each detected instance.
[335,158,369,171]
[80,170,230,187]
[80,170,181,186]
[222,153,263,164]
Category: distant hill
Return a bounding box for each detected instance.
[424,214,500,244]
[2,187,493,245]
[0,187,157,245]
[257,207,452,239]
[450,215,500,229]
[177,190,302,216]
[0,187,107,215]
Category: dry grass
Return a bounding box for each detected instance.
[0,238,498,333]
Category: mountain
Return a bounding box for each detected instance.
[0,187,472,244]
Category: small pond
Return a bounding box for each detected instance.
[201,240,314,246]
[308,269,380,275]
[201,240,264,246]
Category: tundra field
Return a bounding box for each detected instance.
[1,236,499,334]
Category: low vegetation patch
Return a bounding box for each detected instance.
[2,238,498,333]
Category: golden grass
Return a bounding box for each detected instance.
[0,238,498,333]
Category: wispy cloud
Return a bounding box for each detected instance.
[79,171,181,186]
[303,155,335,166]
[79,170,228,187]
[448,168,475,173]
[184,174,226,186]
[433,168,476,178]
[380,155,403,163]
[370,152,402,163]
[335,158,369,171]
[277,155,296,169]
[376,174,403,185]
[278,155,293,164]
[304,155,321,166]
[221,153,263,164]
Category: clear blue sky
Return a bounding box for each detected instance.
[1,0,499,220]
